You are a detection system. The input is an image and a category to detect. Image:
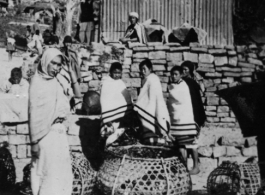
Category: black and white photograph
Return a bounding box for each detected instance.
[0,0,265,195]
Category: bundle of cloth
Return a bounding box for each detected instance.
[169,23,207,45]
[142,19,169,43]
[134,73,171,146]
[100,76,134,146]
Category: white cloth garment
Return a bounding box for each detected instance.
[134,73,170,137]
[31,124,73,195]
[100,76,132,145]
[167,79,198,148]
[100,76,132,124]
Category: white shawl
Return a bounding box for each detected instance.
[167,80,197,136]
[100,76,133,124]
[134,73,170,137]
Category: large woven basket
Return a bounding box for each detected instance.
[71,152,97,195]
[97,145,192,195]
[239,163,261,195]
[207,161,241,195]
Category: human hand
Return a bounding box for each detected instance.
[167,134,175,142]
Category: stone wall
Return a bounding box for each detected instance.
[79,42,265,127]
[0,42,263,187]
[0,115,258,188]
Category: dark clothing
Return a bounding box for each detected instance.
[125,25,139,41]
[80,1,94,22]
[147,30,164,42]
[168,28,198,46]
[43,32,59,45]
[183,77,206,128]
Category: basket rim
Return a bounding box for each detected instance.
[106,144,179,161]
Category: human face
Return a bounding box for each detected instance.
[171,70,182,83]
[140,65,152,79]
[129,16,137,25]
[47,56,62,77]
[182,66,191,77]
[110,69,122,80]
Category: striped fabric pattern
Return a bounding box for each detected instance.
[170,123,199,146]
[101,104,133,125]
[170,123,199,136]
[135,104,169,135]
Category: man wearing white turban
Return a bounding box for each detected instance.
[119,12,147,44]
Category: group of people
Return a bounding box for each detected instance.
[2,8,207,194]
[27,44,205,194]
[101,59,206,175]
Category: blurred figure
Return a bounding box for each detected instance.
[76,0,94,44]
[0,67,29,96]
[6,31,16,62]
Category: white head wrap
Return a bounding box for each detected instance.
[38,48,65,79]
[129,12,139,19]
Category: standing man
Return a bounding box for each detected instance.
[76,0,94,44]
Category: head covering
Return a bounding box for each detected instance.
[38,48,65,80]
[129,12,139,19]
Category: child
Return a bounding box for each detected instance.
[6,32,16,62]
[167,66,200,175]
[100,62,134,146]
[1,67,29,96]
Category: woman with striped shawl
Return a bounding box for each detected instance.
[100,62,134,146]
[167,65,201,175]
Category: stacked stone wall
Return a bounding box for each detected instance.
[78,42,265,128]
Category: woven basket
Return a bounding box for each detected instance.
[71,152,97,195]
[97,145,192,195]
[239,163,261,195]
[207,161,241,195]
[0,146,16,190]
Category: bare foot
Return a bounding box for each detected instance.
[189,167,200,175]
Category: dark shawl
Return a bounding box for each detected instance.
[183,77,206,127]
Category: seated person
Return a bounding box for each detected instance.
[134,59,172,146]
[0,67,29,96]
[100,62,134,146]
[102,12,147,44]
